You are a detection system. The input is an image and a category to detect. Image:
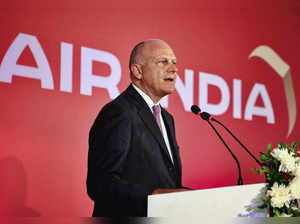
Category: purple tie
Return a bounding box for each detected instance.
[152,105,162,132]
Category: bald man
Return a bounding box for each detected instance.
[87,39,187,217]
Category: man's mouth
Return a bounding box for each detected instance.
[164,77,175,82]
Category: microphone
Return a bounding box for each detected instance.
[191,105,263,167]
[191,105,212,121]
[191,105,200,115]
[191,105,243,185]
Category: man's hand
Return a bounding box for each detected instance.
[152,188,189,195]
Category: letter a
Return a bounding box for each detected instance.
[244,83,275,124]
[0,33,54,89]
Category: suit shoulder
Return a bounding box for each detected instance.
[104,92,133,114]
[93,91,135,124]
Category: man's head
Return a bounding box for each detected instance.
[129,39,178,103]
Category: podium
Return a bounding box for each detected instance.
[148,183,265,219]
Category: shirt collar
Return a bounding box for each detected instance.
[132,83,159,112]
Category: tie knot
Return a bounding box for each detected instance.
[152,105,161,116]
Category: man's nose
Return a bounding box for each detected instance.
[169,63,178,73]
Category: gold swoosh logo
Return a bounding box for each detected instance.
[249,46,296,137]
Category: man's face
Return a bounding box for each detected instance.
[139,41,178,103]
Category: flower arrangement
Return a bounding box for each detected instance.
[251,142,300,217]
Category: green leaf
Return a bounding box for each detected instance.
[292,209,300,217]
[267,144,272,153]
[260,153,271,162]
[287,206,294,215]
[258,167,267,174]
[290,142,299,153]
[273,208,281,217]
[278,142,288,149]
[266,173,271,181]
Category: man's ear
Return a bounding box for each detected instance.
[131,64,143,79]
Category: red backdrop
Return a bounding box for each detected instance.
[0,0,300,216]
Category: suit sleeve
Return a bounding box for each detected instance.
[87,103,154,216]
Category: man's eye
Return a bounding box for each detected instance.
[158,60,167,64]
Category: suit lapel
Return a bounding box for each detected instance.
[125,85,175,166]
[139,108,175,165]
[161,109,182,176]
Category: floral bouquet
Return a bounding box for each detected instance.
[251,142,300,217]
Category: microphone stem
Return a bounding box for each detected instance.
[207,119,243,185]
[211,118,263,167]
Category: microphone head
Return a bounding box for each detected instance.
[200,112,211,121]
[191,105,201,115]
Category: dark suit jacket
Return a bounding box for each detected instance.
[87,84,183,217]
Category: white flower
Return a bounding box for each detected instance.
[294,164,300,177]
[289,177,300,199]
[271,148,297,173]
[267,182,291,208]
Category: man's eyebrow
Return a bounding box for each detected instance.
[154,56,177,60]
